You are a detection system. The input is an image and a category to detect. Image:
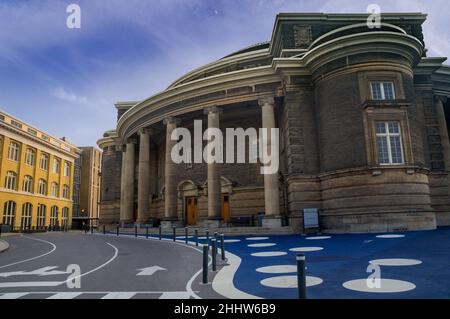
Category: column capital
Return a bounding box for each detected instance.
[163,117,181,126]
[435,95,448,104]
[203,106,222,115]
[138,128,153,136]
[125,138,137,145]
[258,96,275,107]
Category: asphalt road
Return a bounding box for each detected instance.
[0,232,223,299]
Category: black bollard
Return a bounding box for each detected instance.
[220,234,225,261]
[211,239,217,272]
[173,226,176,242]
[135,225,138,238]
[297,254,307,299]
[146,226,149,239]
[90,223,93,234]
[117,225,119,236]
[159,225,162,240]
[195,229,199,246]
[0,225,2,238]
[206,229,210,249]
[202,245,208,284]
[103,225,106,235]
[185,227,188,244]
[214,232,218,241]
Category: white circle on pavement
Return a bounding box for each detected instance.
[370,258,422,266]
[251,251,287,257]
[260,275,323,288]
[246,237,269,241]
[224,239,241,243]
[248,243,277,248]
[306,236,331,240]
[343,279,416,293]
[376,234,405,239]
[256,265,297,274]
[289,247,323,252]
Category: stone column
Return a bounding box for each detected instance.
[162,117,180,228]
[137,129,151,224]
[119,145,126,224]
[121,139,136,225]
[258,97,281,228]
[204,106,222,227]
[435,96,450,171]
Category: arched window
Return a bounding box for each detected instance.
[38,179,47,195]
[5,171,17,190]
[25,148,35,166]
[53,158,60,174]
[40,153,49,171]
[62,185,70,199]
[22,175,34,193]
[21,203,32,230]
[8,142,20,161]
[51,182,59,197]
[37,204,46,228]
[63,162,70,177]
[3,201,16,226]
[50,206,59,227]
[61,207,69,228]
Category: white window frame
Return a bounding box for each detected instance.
[50,206,59,227]
[25,148,35,166]
[5,171,17,190]
[63,162,70,177]
[8,142,20,161]
[376,121,405,165]
[3,201,16,226]
[371,81,396,100]
[23,175,34,193]
[62,185,70,199]
[61,207,69,227]
[38,179,47,195]
[53,158,60,174]
[37,204,46,228]
[21,203,32,229]
[51,182,59,197]
[40,153,49,171]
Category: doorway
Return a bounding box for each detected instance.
[221,194,231,222]
[186,197,198,225]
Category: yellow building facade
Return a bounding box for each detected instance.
[0,110,80,231]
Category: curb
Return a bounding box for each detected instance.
[0,239,10,253]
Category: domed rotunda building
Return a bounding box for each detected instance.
[98,13,450,233]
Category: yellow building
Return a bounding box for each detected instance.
[0,110,80,231]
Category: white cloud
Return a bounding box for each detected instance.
[51,87,87,104]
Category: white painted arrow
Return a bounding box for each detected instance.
[0,266,69,278]
[136,266,166,276]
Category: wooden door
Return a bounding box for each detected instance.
[222,194,231,222]
[186,197,198,225]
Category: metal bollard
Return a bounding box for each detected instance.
[146,226,149,239]
[135,225,138,238]
[195,229,199,246]
[202,245,208,284]
[214,232,218,240]
[185,227,188,244]
[211,239,217,272]
[206,229,210,248]
[220,234,225,261]
[117,225,119,236]
[103,225,106,235]
[297,254,307,299]
[173,226,176,242]
[0,225,2,238]
[159,225,162,240]
[90,223,93,234]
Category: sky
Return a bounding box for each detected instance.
[0,0,449,147]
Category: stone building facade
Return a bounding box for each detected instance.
[97,13,450,233]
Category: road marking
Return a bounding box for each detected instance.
[0,281,61,288]
[0,266,69,278]
[0,293,29,299]
[102,292,136,299]
[137,266,166,276]
[159,292,191,299]
[47,292,83,299]
[0,235,56,269]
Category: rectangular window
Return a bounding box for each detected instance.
[42,134,50,142]
[27,128,38,136]
[375,122,404,165]
[371,82,396,100]
[10,120,23,129]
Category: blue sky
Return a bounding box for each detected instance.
[1,0,449,146]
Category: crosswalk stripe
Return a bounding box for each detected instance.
[47,292,83,299]
[101,292,136,299]
[0,293,29,299]
[159,292,191,299]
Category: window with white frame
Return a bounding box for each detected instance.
[371,82,396,100]
[62,185,70,199]
[8,142,20,161]
[51,182,59,197]
[21,203,32,229]
[53,158,60,174]
[24,148,35,166]
[376,122,404,165]
[62,207,69,228]
[37,204,46,228]
[3,201,16,226]
[40,153,49,171]
[5,171,17,190]
[50,206,59,227]
[38,179,47,195]
[22,175,34,193]
[63,162,70,177]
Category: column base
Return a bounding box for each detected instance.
[120,220,134,228]
[262,216,282,228]
[160,219,182,229]
[202,218,222,229]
